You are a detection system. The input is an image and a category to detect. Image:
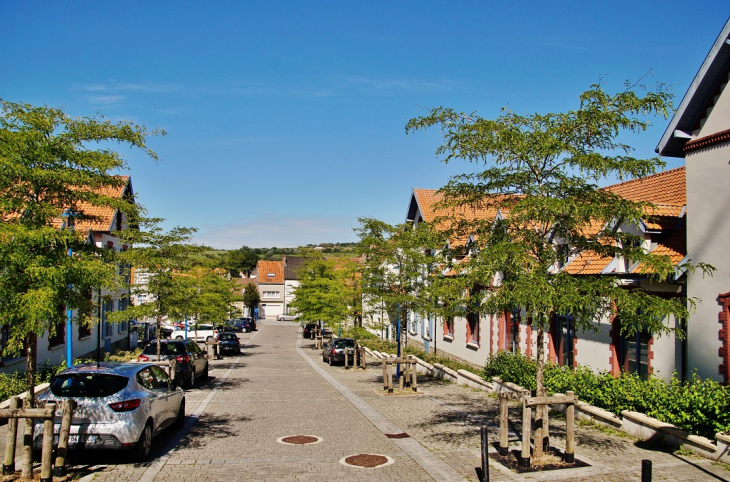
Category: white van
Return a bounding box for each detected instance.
[171,324,219,343]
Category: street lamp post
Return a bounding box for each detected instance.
[66,247,73,368]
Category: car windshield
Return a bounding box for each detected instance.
[334,340,355,348]
[50,374,128,398]
[143,343,185,356]
[218,333,238,341]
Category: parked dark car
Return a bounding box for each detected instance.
[217,332,242,355]
[223,318,253,333]
[322,338,357,366]
[138,339,208,388]
[303,323,318,339]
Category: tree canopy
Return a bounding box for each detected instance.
[0,99,162,477]
[406,81,713,450]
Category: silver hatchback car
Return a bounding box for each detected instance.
[34,362,185,461]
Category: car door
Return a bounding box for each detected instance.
[137,367,168,433]
[150,365,179,427]
[186,341,206,374]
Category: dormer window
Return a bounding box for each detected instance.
[268,273,275,277]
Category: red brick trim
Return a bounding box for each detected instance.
[647,335,654,376]
[609,315,621,376]
[572,331,578,369]
[497,313,505,351]
[684,128,730,153]
[525,319,533,358]
[548,315,557,363]
[718,292,730,383]
[489,314,495,354]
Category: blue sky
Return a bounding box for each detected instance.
[2,2,726,248]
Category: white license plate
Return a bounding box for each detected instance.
[55,435,97,444]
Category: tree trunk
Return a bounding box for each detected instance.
[156,316,161,362]
[22,333,38,479]
[533,323,545,459]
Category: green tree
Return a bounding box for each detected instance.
[0,99,161,477]
[111,220,202,359]
[289,255,349,331]
[356,218,443,353]
[406,81,712,457]
[242,282,260,318]
[172,267,242,339]
[225,246,259,277]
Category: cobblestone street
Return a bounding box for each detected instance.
[3,321,728,481]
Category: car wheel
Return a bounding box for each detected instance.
[176,336,183,340]
[173,399,185,429]
[205,336,213,343]
[322,354,326,362]
[183,369,195,389]
[132,422,153,462]
[328,357,333,366]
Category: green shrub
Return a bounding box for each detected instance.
[482,351,730,440]
[345,331,483,376]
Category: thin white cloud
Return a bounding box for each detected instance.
[88,94,126,105]
[193,214,358,249]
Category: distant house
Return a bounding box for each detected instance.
[282,256,307,315]
[656,17,730,383]
[1,176,136,373]
[255,260,285,318]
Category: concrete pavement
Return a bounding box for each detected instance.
[3,320,728,481]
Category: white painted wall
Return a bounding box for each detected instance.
[685,141,730,381]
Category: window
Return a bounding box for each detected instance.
[444,317,454,337]
[620,329,651,379]
[49,305,66,348]
[504,309,520,352]
[78,320,92,339]
[1,325,24,365]
[466,312,480,345]
[137,368,157,390]
[262,291,279,298]
[267,273,275,277]
[556,244,569,270]
[117,298,128,333]
[554,315,575,367]
[150,365,172,389]
[101,299,113,339]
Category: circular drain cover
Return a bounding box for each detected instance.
[277,435,322,445]
[340,453,394,469]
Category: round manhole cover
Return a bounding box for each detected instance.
[277,435,323,445]
[340,453,394,469]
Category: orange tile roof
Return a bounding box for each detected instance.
[604,167,685,205]
[642,203,684,231]
[72,177,130,234]
[257,260,284,284]
[632,221,687,273]
[563,250,613,275]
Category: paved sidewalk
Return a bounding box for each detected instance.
[299,337,730,482]
[5,321,727,481]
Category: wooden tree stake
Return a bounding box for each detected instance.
[39,403,55,482]
[499,395,509,456]
[54,400,77,476]
[3,397,19,475]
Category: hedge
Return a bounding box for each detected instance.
[343,327,482,376]
[483,350,730,440]
[0,349,142,403]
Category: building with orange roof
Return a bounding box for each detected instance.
[1,176,137,373]
[255,260,285,318]
[385,160,693,381]
[656,17,730,383]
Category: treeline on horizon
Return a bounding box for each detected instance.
[200,242,360,277]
